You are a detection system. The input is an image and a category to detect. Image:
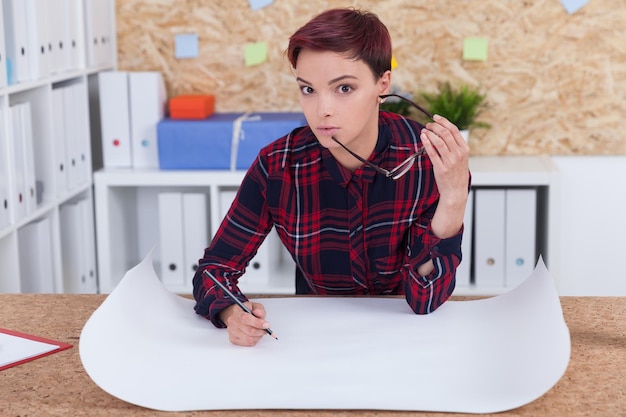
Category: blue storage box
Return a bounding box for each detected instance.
[157,112,307,170]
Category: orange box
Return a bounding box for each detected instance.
[169,95,215,119]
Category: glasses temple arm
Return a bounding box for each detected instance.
[379,93,434,120]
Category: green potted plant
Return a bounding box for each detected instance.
[419,81,490,141]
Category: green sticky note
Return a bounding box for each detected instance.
[463,37,488,61]
[244,42,268,67]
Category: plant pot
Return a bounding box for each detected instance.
[460,129,469,142]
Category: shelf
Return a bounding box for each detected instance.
[94,155,559,297]
[469,155,557,186]
[0,0,116,294]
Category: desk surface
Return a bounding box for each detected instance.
[1,294,624,417]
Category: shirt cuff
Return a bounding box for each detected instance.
[426,224,464,260]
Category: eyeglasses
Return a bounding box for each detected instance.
[330,94,433,180]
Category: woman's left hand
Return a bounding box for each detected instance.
[420,114,470,238]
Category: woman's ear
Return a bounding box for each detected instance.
[378,70,392,95]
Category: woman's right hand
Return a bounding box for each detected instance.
[219,302,271,347]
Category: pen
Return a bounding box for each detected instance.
[202,269,278,340]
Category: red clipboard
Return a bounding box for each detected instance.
[0,327,73,371]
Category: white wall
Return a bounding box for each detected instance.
[552,156,626,296]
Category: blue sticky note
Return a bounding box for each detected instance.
[249,0,273,11]
[175,33,199,59]
[561,0,588,14]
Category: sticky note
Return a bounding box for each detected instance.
[249,0,273,11]
[463,37,488,61]
[175,33,199,59]
[391,55,398,70]
[561,0,588,14]
[244,42,268,67]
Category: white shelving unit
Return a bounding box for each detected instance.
[0,0,116,293]
[94,156,559,296]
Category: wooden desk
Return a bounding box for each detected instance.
[0,294,624,416]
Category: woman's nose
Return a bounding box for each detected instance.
[317,95,333,118]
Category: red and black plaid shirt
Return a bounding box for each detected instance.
[193,111,468,327]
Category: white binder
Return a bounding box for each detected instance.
[3,0,31,84]
[9,105,27,222]
[51,87,69,197]
[60,201,86,293]
[0,4,6,87]
[85,0,111,67]
[25,0,51,80]
[62,85,81,191]
[455,189,474,289]
[71,82,91,187]
[129,72,166,168]
[18,217,55,293]
[98,71,133,168]
[67,0,86,70]
[99,0,114,66]
[158,192,185,288]
[79,197,98,293]
[20,103,37,216]
[505,189,537,288]
[473,189,506,289]
[0,116,10,229]
[182,193,209,287]
[83,0,97,67]
[48,0,65,74]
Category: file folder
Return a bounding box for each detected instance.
[80,197,98,293]
[129,72,166,168]
[25,0,51,80]
[62,85,81,191]
[158,192,185,288]
[48,0,65,74]
[455,189,474,288]
[51,87,69,197]
[18,217,55,293]
[9,105,27,222]
[505,189,537,288]
[20,103,38,216]
[71,82,92,187]
[473,189,506,288]
[0,117,10,229]
[182,193,209,287]
[0,3,8,87]
[85,0,112,67]
[3,0,31,84]
[60,201,87,293]
[99,72,132,168]
[0,327,72,371]
[67,0,86,70]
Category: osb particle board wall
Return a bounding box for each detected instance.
[116,0,626,155]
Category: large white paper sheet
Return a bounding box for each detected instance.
[80,254,570,413]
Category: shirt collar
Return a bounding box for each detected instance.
[322,122,392,187]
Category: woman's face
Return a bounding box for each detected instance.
[295,49,390,157]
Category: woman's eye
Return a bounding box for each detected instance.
[338,85,352,93]
[300,85,314,95]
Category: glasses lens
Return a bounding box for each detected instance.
[390,155,417,180]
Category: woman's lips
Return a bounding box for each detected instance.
[317,127,339,136]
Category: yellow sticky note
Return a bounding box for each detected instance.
[391,55,398,70]
[244,42,268,67]
[463,37,488,61]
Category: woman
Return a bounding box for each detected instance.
[193,8,470,346]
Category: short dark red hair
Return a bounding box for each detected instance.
[287,8,392,80]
